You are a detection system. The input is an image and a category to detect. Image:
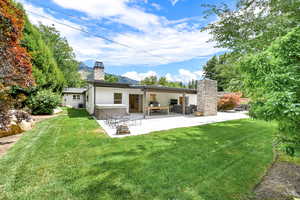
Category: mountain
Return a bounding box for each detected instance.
[78,62,139,84]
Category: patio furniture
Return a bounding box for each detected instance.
[146,106,169,116]
[128,115,143,126]
[171,104,197,115]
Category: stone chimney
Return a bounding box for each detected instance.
[93,61,105,81]
[197,79,218,116]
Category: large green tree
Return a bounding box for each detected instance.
[141,76,186,88]
[240,27,300,155]
[21,17,65,91]
[38,24,82,88]
[203,53,241,91]
[203,0,300,53]
[202,0,300,93]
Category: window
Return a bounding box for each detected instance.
[73,94,80,100]
[150,94,156,101]
[114,93,122,104]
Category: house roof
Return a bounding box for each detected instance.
[62,88,87,94]
[88,80,197,94]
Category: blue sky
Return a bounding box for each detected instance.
[18,0,235,82]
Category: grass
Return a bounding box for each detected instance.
[0,109,278,200]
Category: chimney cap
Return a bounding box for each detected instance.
[94,61,104,69]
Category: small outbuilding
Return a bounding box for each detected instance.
[62,88,87,108]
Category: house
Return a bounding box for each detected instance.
[62,88,86,108]
[82,61,218,119]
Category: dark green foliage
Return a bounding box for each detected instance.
[28,90,60,115]
[240,27,300,156]
[203,53,241,91]
[105,74,118,83]
[141,76,158,85]
[202,0,300,93]
[203,0,300,53]
[187,79,197,89]
[38,24,83,88]
[203,55,218,80]
[21,17,65,92]
[0,109,277,199]
[141,76,186,88]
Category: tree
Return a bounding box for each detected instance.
[188,80,198,89]
[141,76,158,85]
[38,24,82,88]
[105,74,118,83]
[21,17,65,91]
[140,75,187,88]
[240,27,300,156]
[202,0,300,53]
[203,55,218,80]
[203,53,241,91]
[158,77,168,86]
[0,0,34,130]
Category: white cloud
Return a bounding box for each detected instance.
[123,69,203,83]
[18,0,224,66]
[123,71,157,81]
[169,0,180,6]
[151,3,162,10]
[168,69,204,83]
[51,0,161,32]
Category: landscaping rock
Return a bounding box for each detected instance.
[19,120,34,131]
[53,107,63,114]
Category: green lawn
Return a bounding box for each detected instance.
[0,109,277,200]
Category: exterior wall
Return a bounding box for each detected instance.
[95,87,143,113]
[62,93,84,108]
[92,87,198,115]
[86,84,95,114]
[197,80,218,116]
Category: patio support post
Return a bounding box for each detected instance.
[182,93,186,115]
[143,89,147,119]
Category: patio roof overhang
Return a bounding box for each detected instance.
[88,80,197,94]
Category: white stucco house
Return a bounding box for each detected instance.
[76,61,218,120]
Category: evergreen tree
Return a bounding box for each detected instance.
[38,24,82,87]
[21,17,65,91]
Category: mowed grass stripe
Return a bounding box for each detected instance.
[0,109,277,200]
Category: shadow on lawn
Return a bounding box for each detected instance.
[67,108,94,119]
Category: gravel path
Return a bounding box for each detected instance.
[0,134,23,157]
[254,162,300,200]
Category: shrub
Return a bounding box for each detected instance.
[28,90,60,115]
[218,93,241,111]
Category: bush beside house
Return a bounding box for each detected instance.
[28,90,60,115]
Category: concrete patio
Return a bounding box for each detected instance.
[96,111,249,138]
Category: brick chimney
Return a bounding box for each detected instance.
[93,61,105,81]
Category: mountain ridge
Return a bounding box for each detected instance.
[78,62,139,84]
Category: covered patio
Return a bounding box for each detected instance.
[96,111,249,138]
